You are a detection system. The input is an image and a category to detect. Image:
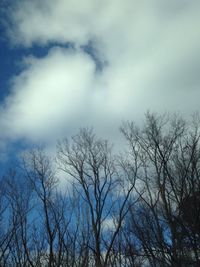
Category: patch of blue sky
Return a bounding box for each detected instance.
[0,37,75,97]
[81,40,107,72]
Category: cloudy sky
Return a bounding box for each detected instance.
[0,0,200,159]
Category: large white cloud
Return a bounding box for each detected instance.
[0,48,96,141]
[2,0,200,144]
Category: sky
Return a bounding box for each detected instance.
[0,0,200,162]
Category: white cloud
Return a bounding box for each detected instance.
[2,0,200,145]
[0,47,96,141]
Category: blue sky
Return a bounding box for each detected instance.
[0,0,200,164]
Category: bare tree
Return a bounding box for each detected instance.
[22,148,60,267]
[0,112,199,267]
[5,170,35,267]
[121,112,200,266]
[0,174,17,267]
[57,128,137,267]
